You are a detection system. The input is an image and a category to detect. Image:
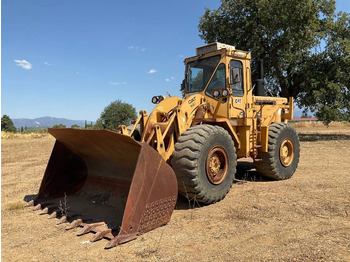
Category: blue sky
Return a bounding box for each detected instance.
[2,0,350,121]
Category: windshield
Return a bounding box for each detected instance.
[186,55,221,93]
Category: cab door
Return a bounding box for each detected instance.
[229,59,246,119]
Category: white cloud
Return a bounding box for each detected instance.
[128,46,146,52]
[148,69,157,74]
[165,76,175,82]
[14,59,32,70]
[110,82,126,86]
[44,61,51,66]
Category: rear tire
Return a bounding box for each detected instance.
[255,122,300,180]
[171,125,237,204]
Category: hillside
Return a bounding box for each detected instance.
[12,116,92,128]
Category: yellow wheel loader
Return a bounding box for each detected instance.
[28,42,300,248]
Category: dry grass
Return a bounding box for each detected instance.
[290,121,350,128]
[1,127,350,261]
[291,122,350,135]
[1,131,50,139]
[5,202,26,211]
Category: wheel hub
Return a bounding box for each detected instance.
[206,146,229,185]
[279,138,294,167]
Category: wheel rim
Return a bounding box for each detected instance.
[206,146,229,184]
[279,138,294,167]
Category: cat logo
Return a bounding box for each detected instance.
[188,97,196,107]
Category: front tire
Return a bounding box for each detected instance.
[255,122,300,180]
[171,125,237,204]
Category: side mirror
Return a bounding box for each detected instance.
[230,68,241,85]
[180,79,185,91]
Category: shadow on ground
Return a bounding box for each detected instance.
[298,133,350,142]
[175,161,270,210]
[235,161,271,183]
[23,194,37,202]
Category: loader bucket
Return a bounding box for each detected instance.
[33,128,178,248]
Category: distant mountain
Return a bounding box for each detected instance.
[12,116,93,129]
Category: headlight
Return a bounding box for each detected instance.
[222,89,228,97]
[151,96,159,104]
[151,95,166,104]
[213,90,220,98]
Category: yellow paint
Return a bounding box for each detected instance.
[124,43,294,161]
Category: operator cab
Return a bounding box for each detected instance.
[183,42,247,100]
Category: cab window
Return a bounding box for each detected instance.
[186,55,221,93]
[230,60,244,97]
[206,63,226,97]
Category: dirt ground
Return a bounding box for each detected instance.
[1,127,350,261]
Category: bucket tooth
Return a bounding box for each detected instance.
[90,228,112,242]
[27,200,34,207]
[48,211,57,219]
[56,215,67,225]
[33,204,42,211]
[105,239,117,249]
[66,219,83,230]
[40,207,49,215]
[77,222,106,236]
[105,233,138,249]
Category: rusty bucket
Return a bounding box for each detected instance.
[33,128,178,248]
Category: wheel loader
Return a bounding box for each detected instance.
[28,42,300,248]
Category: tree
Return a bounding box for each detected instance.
[199,0,350,124]
[301,112,312,119]
[52,124,66,128]
[1,115,17,132]
[96,100,137,131]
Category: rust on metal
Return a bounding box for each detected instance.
[66,219,83,230]
[77,222,106,236]
[91,228,112,242]
[32,128,178,248]
[206,146,229,184]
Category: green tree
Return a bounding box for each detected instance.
[301,112,312,119]
[1,115,17,132]
[96,100,137,131]
[93,118,104,129]
[199,0,350,124]
[52,124,66,128]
